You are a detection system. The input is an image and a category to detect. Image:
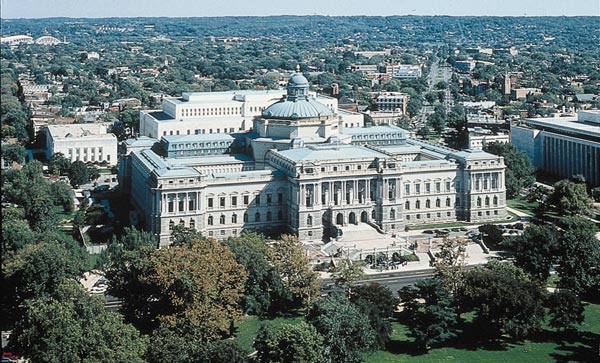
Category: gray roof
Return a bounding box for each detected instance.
[161,133,235,143]
[276,143,389,163]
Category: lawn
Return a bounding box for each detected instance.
[232,313,305,352]
[363,302,600,363]
[232,303,600,362]
[506,196,540,216]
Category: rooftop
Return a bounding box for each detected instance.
[275,143,389,163]
[48,123,115,139]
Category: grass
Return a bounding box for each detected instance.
[407,213,518,231]
[363,302,600,363]
[231,303,600,362]
[232,313,305,352]
[507,196,540,216]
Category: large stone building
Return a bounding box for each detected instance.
[511,110,600,187]
[122,71,507,246]
[45,123,118,165]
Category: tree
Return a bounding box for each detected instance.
[1,207,35,254]
[555,216,600,296]
[460,261,546,339]
[1,143,26,164]
[88,166,100,181]
[547,290,585,331]
[306,293,375,363]
[504,225,560,282]
[254,322,324,363]
[331,258,366,295]
[9,281,147,363]
[170,224,203,247]
[50,181,74,213]
[272,235,321,309]
[350,283,398,348]
[399,278,458,350]
[545,178,594,216]
[484,143,535,198]
[48,152,71,175]
[434,237,469,295]
[68,160,89,187]
[478,223,503,249]
[224,232,287,316]
[107,239,247,340]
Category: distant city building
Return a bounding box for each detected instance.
[122,71,507,246]
[511,88,542,100]
[353,49,391,59]
[45,123,118,165]
[372,92,410,113]
[511,110,600,187]
[468,129,510,150]
[0,35,34,46]
[391,65,422,79]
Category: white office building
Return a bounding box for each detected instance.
[46,123,118,165]
[511,110,600,187]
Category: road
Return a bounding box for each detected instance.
[414,58,454,132]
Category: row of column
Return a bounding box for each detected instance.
[162,192,199,213]
[299,179,375,207]
[544,137,599,187]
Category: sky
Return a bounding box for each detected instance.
[1,0,599,19]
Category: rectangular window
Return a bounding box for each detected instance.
[168,201,174,213]
[435,182,441,192]
[267,194,272,204]
[405,184,410,195]
[188,199,195,211]
[208,198,213,208]
[231,196,237,206]
[425,183,431,193]
[445,182,451,191]
[415,184,421,194]
[179,200,184,211]
[243,195,249,205]
[255,195,260,205]
[220,197,225,207]
[278,193,283,204]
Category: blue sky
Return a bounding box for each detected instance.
[1,0,599,18]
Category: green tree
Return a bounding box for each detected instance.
[504,225,560,282]
[48,152,71,175]
[272,235,321,309]
[9,281,147,363]
[254,322,324,363]
[545,178,594,216]
[107,239,247,339]
[460,261,546,339]
[434,237,468,295]
[478,223,503,249]
[306,293,375,363]
[1,143,26,164]
[484,143,535,198]
[170,224,203,247]
[547,290,585,331]
[350,283,398,348]
[50,181,74,213]
[555,216,600,296]
[1,207,35,253]
[399,278,458,351]
[224,232,286,316]
[331,258,366,295]
[69,160,89,187]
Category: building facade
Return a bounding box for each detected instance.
[123,71,507,246]
[46,123,118,165]
[511,110,600,187]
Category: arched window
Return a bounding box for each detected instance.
[446,198,451,207]
[477,197,482,207]
[372,210,376,220]
[267,212,272,221]
[426,199,431,208]
[255,212,261,222]
[169,220,175,230]
[390,208,396,220]
[232,214,237,223]
[485,196,490,206]
[208,216,213,225]
[405,201,410,210]
[220,215,226,224]
[307,215,313,226]
[493,196,498,206]
[190,219,195,229]
[416,200,421,209]
[243,213,248,223]
[435,198,441,208]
